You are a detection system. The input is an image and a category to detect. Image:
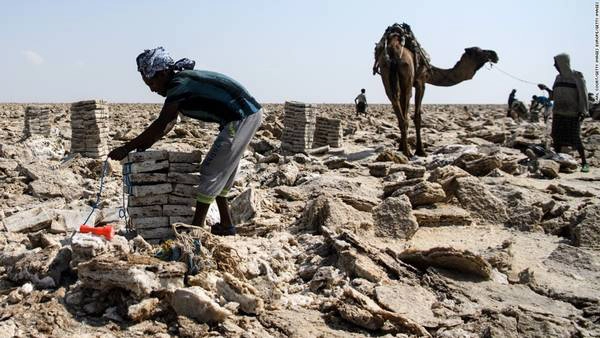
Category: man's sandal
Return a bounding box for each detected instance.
[211,223,237,236]
[581,164,590,173]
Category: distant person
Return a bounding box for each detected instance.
[530,95,552,123]
[108,47,263,235]
[538,53,589,172]
[535,95,553,123]
[355,88,367,116]
[509,99,528,122]
[529,95,541,122]
[507,89,516,117]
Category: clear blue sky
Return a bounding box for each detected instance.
[0,0,595,103]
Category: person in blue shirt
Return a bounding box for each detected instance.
[108,47,263,235]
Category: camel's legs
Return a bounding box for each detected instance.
[398,63,413,157]
[414,81,426,157]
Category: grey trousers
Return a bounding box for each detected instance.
[195,109,262,204]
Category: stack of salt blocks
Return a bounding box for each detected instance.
[280,101,317,153]
[24,105,51,137]
[70,100,110,159]
[123,150,202,243]
[312,116,343,148]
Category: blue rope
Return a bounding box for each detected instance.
[82,158,110,225]
[120,163,132,227]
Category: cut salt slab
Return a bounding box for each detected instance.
[169,163,201,173]
[163,204,195,217]
[127,173,168,184]
[125,160,169,174]
[130,183,173,197]
[128,205,163,218]
[129,194,170,207]
[126,150,168,163]
[137,227,175,240]
[2,207,53,233]
[168,151,202,163]
[131,217,170,229]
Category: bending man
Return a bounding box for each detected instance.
[108,47,262,235]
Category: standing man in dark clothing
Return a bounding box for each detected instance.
[507,89,516,117]
[538,53,589,172]
[355,88,367,116]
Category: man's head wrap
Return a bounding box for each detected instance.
[136,47,195,79]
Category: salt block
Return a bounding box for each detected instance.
[131,217,170,229]
[167,172,202,185]
[2,207,53,233]
[163,205,195,217]
[128,205,163,218]
[128,173,168,184]
[168,151,202,163]
[126,151,168,163]
[125,160,169,174]
[169,163,201,173]
[168,195,196,206]
[170,216,194,225]
[128,194,170,207]
[130,184,173,197]
[137,227,175,239]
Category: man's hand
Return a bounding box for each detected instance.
[538,84,547,90]
[108,146,129,161]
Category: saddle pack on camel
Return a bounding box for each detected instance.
[373,23,431,75]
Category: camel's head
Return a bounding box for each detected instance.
[464,47,499,69]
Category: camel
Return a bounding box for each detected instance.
[373,24,499,157]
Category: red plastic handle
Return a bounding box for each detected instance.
[79,224,114,240]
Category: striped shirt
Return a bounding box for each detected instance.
[165,70,261,127]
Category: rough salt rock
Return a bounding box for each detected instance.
[335,245,387,283]
[323,157,356,170]
[128,298,161,322]
[215,273,264,315]
[392,181,446,207]
[383,178,424,198]
[70,233,110,267]
[413,204,472,227]
[571,204,600,250]
[372,195,419,239]
[398,247,493,279]
[375,149,409,164]
[537,159,560,178]
[1,246,70,288]
[302,195,372,233]
[230,188,261,224]
[389,164,426,179]
[78,254,186,298]
[170,287,231,323]
[427,165,470,197]
[368,162,390,177]
[267,162,299,186]
[374,284,438,326]
[463,155,503,176]
[337,286,430,336]
[309,266,342,292]
[453,176,508,224]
